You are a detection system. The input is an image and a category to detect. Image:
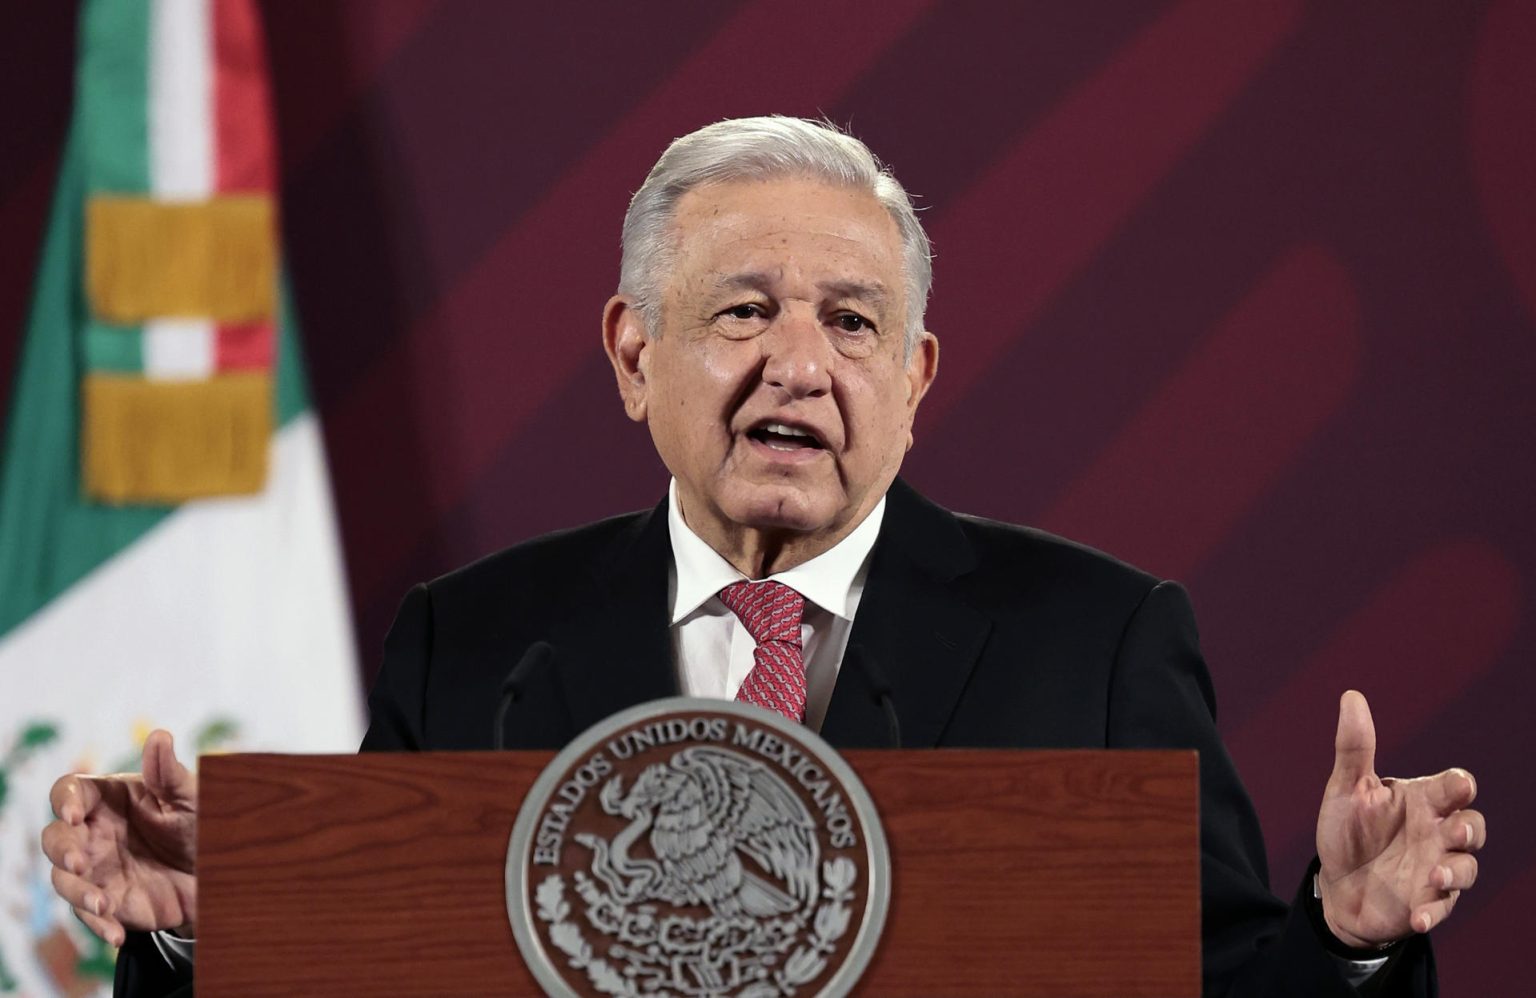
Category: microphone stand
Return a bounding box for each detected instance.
[845,643,901,748]
[493,641,553,750]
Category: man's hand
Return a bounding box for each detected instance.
[1315,691,1486,948]
[39,729,199,946]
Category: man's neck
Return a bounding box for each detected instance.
[696,522,843,578]
[670,484,880,579]
[666,480,885,628]
[709,525,835,580]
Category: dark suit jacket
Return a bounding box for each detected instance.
[118,479,1434,996]
[358,478,1433,997]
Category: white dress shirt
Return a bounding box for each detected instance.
[666,479,884,732]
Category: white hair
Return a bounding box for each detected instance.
[618,116,932,356]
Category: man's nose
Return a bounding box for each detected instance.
[761,308,832,399]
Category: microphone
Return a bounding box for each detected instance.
[493,641,554,751]
[845,644,901,748]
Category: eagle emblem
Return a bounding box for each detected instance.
[509,699,886,998]
[580,746,820,923]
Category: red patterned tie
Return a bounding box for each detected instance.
[719,581,807,723]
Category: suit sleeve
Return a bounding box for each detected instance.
[112,931,193,998]
[360,583,433,751]
[1107,580,1433,998]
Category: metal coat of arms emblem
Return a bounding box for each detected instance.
[506,698,890,997]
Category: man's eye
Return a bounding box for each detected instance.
[721,304,764,320]
[833,313,873,333]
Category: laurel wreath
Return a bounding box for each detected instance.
[536,874,637,997]
[535,856,857,998]
[768,857,855,995]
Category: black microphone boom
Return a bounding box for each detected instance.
[493,641,554,751]
[845,644,901,748]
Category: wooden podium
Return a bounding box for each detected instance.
[197,749,1199,996]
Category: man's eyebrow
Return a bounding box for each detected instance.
[818,279,890,311]
[709,272,777,296]
[706,274,892,311]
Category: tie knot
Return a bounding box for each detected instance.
[718,581,804,645]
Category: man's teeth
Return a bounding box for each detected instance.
[753,422,820,451]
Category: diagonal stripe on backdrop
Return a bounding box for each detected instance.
[920,0,1303,425]
[1225,539,1519,871]
[268,0,445,169]
[0,158,70,276]
[1038,244,1360,581]
[0,158,58,392]
[330,0,937,592]
[1436,858,1536,994]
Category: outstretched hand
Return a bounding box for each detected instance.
[1315,691,1485,948]
[39,729,199,945]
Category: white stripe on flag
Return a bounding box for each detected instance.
[149,0,213,199]
[144,318,216,379]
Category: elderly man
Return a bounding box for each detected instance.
[44,117,1482,997]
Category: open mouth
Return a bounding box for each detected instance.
[747,421,826,452]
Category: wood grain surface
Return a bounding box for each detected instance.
[198,749,1197,996]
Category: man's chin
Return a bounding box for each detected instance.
[718,485,845,536]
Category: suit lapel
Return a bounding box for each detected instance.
[548,482,989,748]
[552,499,680,735]
[821,480,991,748]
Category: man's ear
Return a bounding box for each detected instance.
[904,331,939,407]
[904,331,939,450]
[602,295,650,423]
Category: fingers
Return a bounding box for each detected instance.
[39,818,88,873]
[51,864,107,917]
[1414,813,1482,935]
[1442,809,1487,851]
[1329,690,1377,790]
[1432,852,1479,892]
[1424,767,1477,815]
[1412,891,1460,934]
[142,729,195,805]
[48,773,103,825]
[46,840,127,945]
[71,903,125,947]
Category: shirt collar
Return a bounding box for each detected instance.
[666,478,885,624]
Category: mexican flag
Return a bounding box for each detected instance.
[0,2,361,994]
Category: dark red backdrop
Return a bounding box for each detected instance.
[4,3,1530,990]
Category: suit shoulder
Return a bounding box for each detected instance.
[427,507,653,602]
[884,480,1164,605]
[951,510,1163,603]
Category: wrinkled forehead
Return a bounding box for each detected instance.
[666,178,907,298]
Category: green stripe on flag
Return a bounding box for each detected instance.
[0,136,313,640]
[275,282,311,425]
[83,321,145,373]
[0,128,169,638]
[79,0,151,193]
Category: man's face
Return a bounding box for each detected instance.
[604,177,938,569]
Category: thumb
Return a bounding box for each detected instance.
[142,729,196,805]
[1329,690,1377,792]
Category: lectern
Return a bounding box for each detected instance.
[196,747,1197,996]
